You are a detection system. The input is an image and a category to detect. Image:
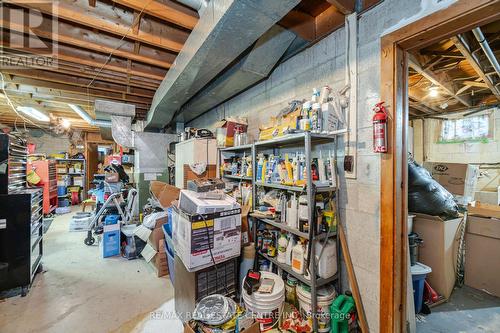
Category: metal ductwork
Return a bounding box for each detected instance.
[177,0,207,12]
[68,104,112,128]
[176,25,297,123]
[145,0,301,130]
[472,27,500,78]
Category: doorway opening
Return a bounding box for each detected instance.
[379,1,500,332]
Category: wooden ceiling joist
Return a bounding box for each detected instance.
[2,79,151,110]
[451,35,500,100]
[5,0,189,52]
[2,69,155,98]
[326,0,354,15]
[2,40,167,81]
[111,0,198,30]
[408,54,472,107]
[0,16,174,69]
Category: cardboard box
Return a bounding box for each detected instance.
[465,215,500,297]
[214,117,248,147]
[179,190,239,215]
[424,162,479,205]
[142,241,169,277]
[149,216,168,251]
[150,181,181,209]
[468,201,500,219]
[172,207,241,272]
[412,213,463,299]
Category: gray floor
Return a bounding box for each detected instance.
[0,208,173,333]
[416,286,500,333]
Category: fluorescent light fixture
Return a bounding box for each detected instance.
[429,86,439,98]
[16,106,50,122]
[61,118,71,128]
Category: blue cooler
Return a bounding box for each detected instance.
[103,215,121,258]
[411,262,432,313]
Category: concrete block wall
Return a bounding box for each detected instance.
[412,109,500,191]
[28,132,70,156]
[188,1,446,331]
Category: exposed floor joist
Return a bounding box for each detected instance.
[408,53,472,107]
[451,35,500,100]
[4,1,189,52]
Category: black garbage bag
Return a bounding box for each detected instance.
[408,159,459,218]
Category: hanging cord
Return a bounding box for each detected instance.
[195,213,230,296]
[455,213,468,287]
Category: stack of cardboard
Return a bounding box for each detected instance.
[139,181,180,277]
[412,213,463,300]
[465,201,500,297]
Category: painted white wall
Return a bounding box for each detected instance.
[412,110,500,191]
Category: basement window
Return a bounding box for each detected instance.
[439,113,493,143]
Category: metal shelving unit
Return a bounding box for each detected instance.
[53,158,87,201]
[217,143,254,184]
[251,131,342,332]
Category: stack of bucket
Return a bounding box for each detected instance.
[242,271,285,332]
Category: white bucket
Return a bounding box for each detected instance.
[408,214,416,234]
[242,271,285,332]
[296,284,337,333]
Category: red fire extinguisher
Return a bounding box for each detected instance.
[373,101,388,153]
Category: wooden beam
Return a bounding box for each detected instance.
[0,15,174,69]
[462,80,488,88]
[2,69,155,98]
[420,50,465,58]
[2,39,167,80]
[89,0,96,7]
[452,35,500,100]
[111,0,198,30]
[408,53,472,107]
[1,89,149,111]
[409,100,436,114]
[5,0,189,52]
[2,78,151,108]
[279,10,316,41]
[315,5,345,38]
[132,11,143,35]
[326,0,354,15]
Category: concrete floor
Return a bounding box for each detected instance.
[416,286,500,333]
[0,209,174,333]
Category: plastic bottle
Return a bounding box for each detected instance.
[292,239,306,275]
[285,235,295,266]
[277,233,288,263]
[256,156,264,180]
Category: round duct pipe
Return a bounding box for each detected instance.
[177,0,208,12]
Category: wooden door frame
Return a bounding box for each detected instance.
[379,1,500,332]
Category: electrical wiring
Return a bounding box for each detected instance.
[85,0,155,109]
[0,71,49,132]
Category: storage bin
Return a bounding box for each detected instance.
[102,223,120,258]
[411,262,432,313]
[166,246,175,284]
[163,224,174,255]
[57,186,67,196]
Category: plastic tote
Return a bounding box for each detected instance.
[411,262,432,313]
[102,223,120,258]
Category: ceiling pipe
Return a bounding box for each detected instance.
[68,104,112,128]
[177,0,207,12]
[472,27,500,78]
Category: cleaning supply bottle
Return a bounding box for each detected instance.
[285,235,295,266]
[292,239,306,275]
[256,155,264,181]
[277,232,288,263]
